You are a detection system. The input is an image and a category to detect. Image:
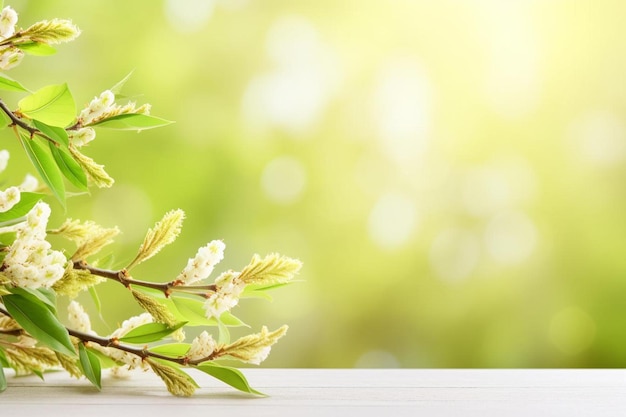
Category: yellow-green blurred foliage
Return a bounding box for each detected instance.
[2,0,626,367]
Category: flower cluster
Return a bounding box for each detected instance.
[0,2,301,397]
[176,240,225,285]
[72,89,152,147]
[1,202,67,289]
[0,6,22,70]
[204,271,245,319]
[187,331,217,361]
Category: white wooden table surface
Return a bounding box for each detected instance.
[3,369,626,416]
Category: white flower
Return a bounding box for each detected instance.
[110,312,153,339]
[109,366,132,379]
[19,174,39,192]
[25,200,51,239]
[176,240,225,285]
[70,127,96,147]
[79,90,115,125]
[2,202,67,289]
[187,331,217,361]
[203,273,245,319]
[98,313,154,370]
[0,186,20,212]
[0,150,9,173]
[67,301,93,334]
[0,46,23,70]
[0,6,18,39]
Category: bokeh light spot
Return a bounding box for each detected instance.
[242,15,340,134]
[478,0,542,118]
[569,110,626,167]
[372,56,432,165]
[368,192,417,250]
[484,210,538,265]
[164,0,215,33]
[429,228,481,283]
[261,156,307,204]
[549,307,596,356]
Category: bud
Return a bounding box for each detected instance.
[22,18,81,44]
[219,325,288,365]
[127,209,185,270]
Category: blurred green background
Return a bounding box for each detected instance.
[2,0,626,368]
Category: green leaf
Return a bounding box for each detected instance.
[149,343,191,357]
[2,294,76,357]
[221,312,248,327]
[92,113,172,131]
[78,343,101,390]
[33,120,69,148]
[0,192,42,224]
[48,142,88,190]
[109,71,133,96]
[119,321,186,344]
[217,319,230,345]
[196,363,265,396]
[18,83,76,127]
[0,347,9,367]
[242,282,292,300]
[0,363,6,393]
[8,287,57,314]
[86,346,120,369]
[88,286,102,316]
[170,296,213,326]
[0,73,30,93]
[16,42,57,56]
[19,134,66,206]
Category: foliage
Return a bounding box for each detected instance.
[0,4,301,396]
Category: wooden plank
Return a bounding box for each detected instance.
[2,369,626,416]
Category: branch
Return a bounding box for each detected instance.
[0,306,217,366]
[72,260,217,297]
[0,98,60,145]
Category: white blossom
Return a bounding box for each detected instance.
[98,312,154,370]
[19,174,39,192]
[0,6,18,39]
[109,366,132,379]
[79,90,115,125]
[0,186,20,212]
[0,150,9,173]
[70,127,96,147]
[0,46,24,70]
[187,331,217,361]
[2,202,67,289]
[203,273,245,319]
[176,240,225,285]
[67,301,93,334]
[110,312,153,339]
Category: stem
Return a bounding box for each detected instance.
[0,98,59,145]
[72,260,217,297]
[0,306,218,366]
